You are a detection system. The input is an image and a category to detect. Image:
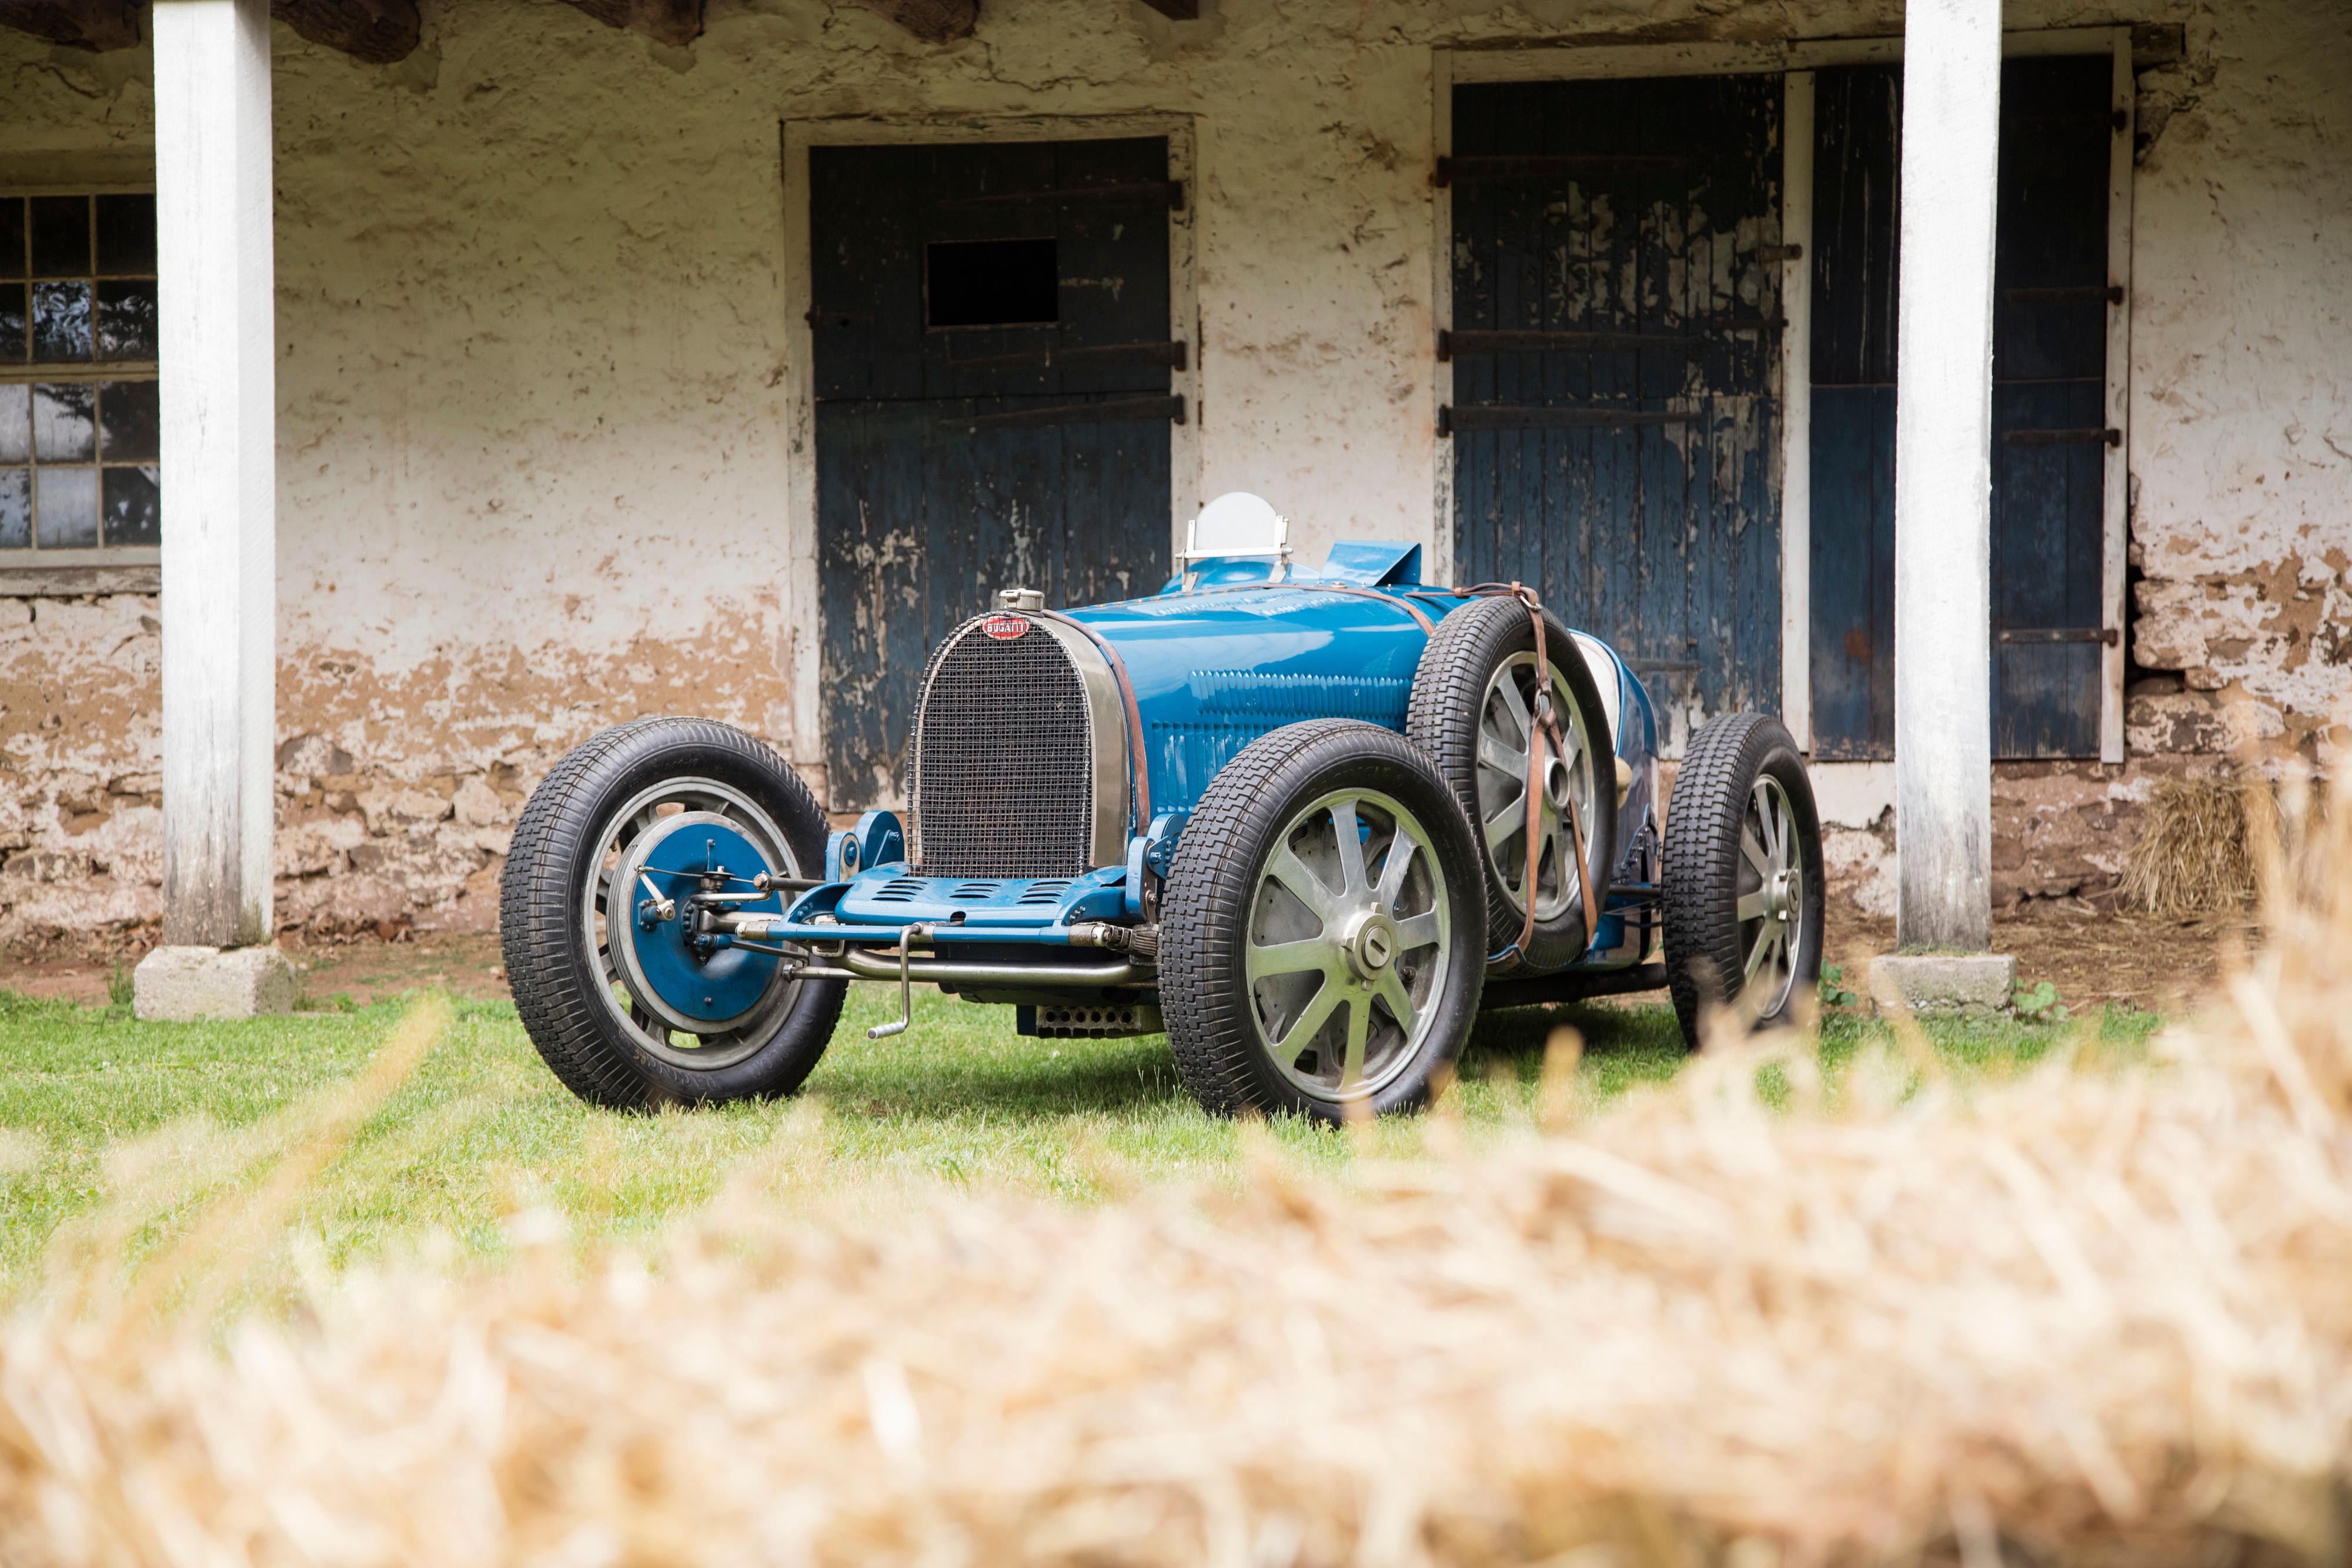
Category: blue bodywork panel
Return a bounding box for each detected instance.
[676,544,1665,981]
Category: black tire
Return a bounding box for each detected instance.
[1660,713,1825,1047]
[1405,594,1616,973]
[499,717,847,1110]
[1160,720,1485,1122]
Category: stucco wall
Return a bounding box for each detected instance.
[0,0,2343,950]
[2121,0,2352,771]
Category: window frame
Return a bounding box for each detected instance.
[0,180,162,586]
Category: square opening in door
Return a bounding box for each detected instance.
[926,238,1058,329]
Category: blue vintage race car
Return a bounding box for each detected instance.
[502,496,1823,1121]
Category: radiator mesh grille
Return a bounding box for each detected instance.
[913,622,1093,879]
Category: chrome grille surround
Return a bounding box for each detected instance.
[909,616,1128,877]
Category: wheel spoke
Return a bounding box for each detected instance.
[1394,911,1441,951]
[1374,969,1418,1043]
[1740,825,1772,878]
[1482,798,1525,855]
[1339,994,1372,1087]
[1329,800,1370,899]
[1374,833,1419,910]
[1476,728,1526,780]
[1743,926,1775,982]
[1247,938,1334,982]
[1274,977,1342,1050]
[1735,891,1770,922]
[1268,845,1338,922]
[1492,670,1534,748]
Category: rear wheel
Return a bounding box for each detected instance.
[1160,720,1485,1122]
[500,717,847,1109]
[1406,594,1615,972]
[1660,713,1824,1047]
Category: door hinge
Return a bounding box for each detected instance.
[937,180,1185,212]
[1997,627,2119,646]
[1435,153,1690,187]
[947,340,1187,373]
[2000,427,2123,447]
[2003,285,2124,305]
[1438,404,1698,436]
[940,394,1185,433]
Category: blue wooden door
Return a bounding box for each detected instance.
[1449,76,1786,741]
[1807,58,2113,760]
[1989,56,2115,758]
[1806,66,1901,760]
[811,139,1178,810]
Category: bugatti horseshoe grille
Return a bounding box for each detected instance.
[911,620,1095,878]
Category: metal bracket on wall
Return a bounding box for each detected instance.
[1437,404,1698,436]
[940,394,1186,433]
[1997,627,2120,646]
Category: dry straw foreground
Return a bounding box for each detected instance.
[3,777,2350,1567]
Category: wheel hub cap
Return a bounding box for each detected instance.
[1340,909,1399,981]
[612,811,784,1030]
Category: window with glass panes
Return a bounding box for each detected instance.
[0,193,160,553]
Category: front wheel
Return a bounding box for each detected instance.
[1660,713,1825,1047]
[1160,720,1486,1122]
[499,717,847,1109]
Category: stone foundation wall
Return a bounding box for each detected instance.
[1820,756,2245,921]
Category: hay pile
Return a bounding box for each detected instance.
[2120,775,2265,914]
[3,789,2350,1566]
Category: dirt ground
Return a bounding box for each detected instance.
[1,930,514,1009]
[0,900,2257,1017]
[1826,900,2260,1015]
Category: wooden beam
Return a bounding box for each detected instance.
[272,0,419,63]
[845,0,975,45]
[0,0,142,52]
[559,0,704,47]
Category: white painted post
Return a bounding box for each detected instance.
[1892,0,2000,950]
[1779,70,1815,751]
[153,0,276,947]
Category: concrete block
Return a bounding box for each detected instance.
[1868,952,2017,1017]
[134,944,299,1021]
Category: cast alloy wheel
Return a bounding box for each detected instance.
[1242,786,1453,1102]
[1660,712,1825,1047]
[1472,650,1598,927]
[1161,719,1485,1121]
[1732,774,1808,1019]
[1406,594,1616,972]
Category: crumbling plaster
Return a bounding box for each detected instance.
[0,0,2344,947]
[2123,0,2352,768]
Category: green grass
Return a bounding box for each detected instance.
[0,984,2167,1298]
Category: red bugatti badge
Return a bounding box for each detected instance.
[982,613,1031,640]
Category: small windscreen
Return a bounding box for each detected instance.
[926,238,1058,329]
